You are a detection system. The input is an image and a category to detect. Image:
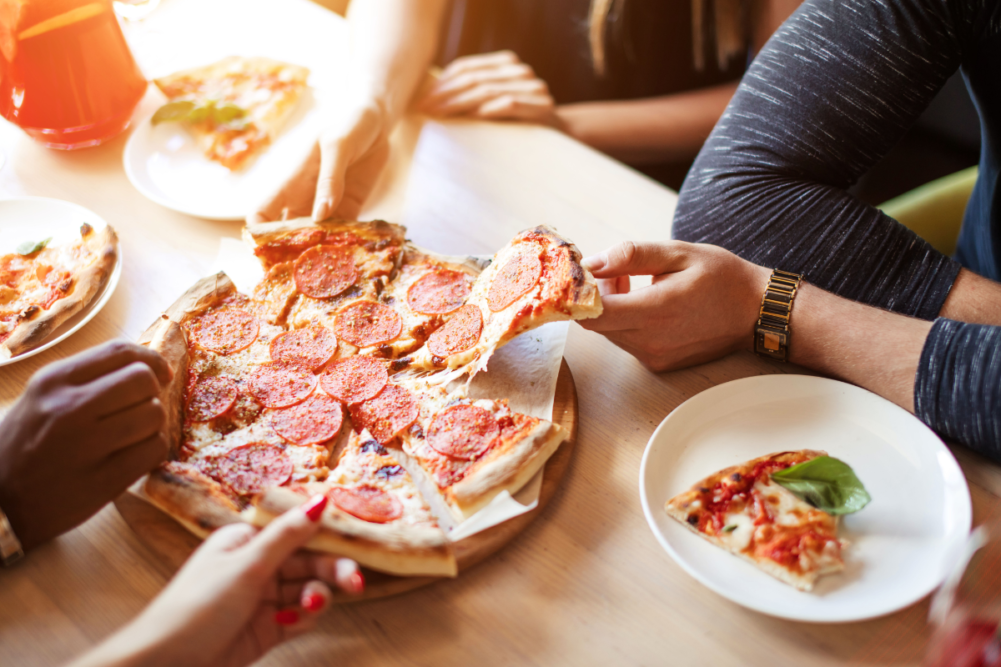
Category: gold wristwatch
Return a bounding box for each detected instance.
[754,269,803,363]
[0,503,24,567]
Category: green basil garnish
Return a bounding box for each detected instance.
[152,100,247,127]
[722,524,738,533]
[771,456,871,515]
[16,237,51,255]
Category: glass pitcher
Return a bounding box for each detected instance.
[0,0,148,149]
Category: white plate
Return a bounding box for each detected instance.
[0,197,123,366]
[639,374,971,623]
[123,89,321,220]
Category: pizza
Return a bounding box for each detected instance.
[139,218,601,577]
[0,223,118,359]
[665,451,848,591]
[152,56,310,170]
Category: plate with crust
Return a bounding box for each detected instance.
[0,197,122,366]
[639,374,971,623]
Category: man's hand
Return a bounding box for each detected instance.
[419,51,562,128]
[248,100,391,224]
[0,340,173,550]
[579,241,771,371]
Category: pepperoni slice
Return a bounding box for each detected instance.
[247,362,317,408]
[293,245,358,299]
[190,309,259,355]
[427,304,482,358]
[269,326,337,371]
[328,485,402,523]
[334,301,402,348]
[487,246,543,312]
[320,356,388,404]
[210,443,293,495]
[266,393,343,446]
[427,404,500,460]
[407,270,471,315]
[186,376,239,422]
[349,385,419,444]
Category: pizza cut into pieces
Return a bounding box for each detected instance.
[152,56,309,170]
[409,225,602,375]
[0,223,118,359]
[665,451,847,592]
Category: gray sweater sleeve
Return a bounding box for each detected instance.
[672,0,968,320]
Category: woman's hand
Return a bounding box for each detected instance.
[249,99,392,224]
[579,241,771,371]
[419,51,561,127]
[0,340,172,550]
[71,495,364,667]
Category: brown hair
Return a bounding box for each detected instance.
[588,0,747,76]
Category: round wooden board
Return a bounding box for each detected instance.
[114,359,578,603]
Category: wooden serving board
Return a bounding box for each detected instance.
[114,360,579,603]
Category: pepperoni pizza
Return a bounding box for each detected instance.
[139,219,601,577]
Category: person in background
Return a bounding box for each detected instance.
[0,342,361,666]
[579,0,1001,456]
[250,0,800,224]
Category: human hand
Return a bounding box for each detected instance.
[249,100,391,224]
[0,340,172,550]
[579,241,771,371]
[71,495,364,667]
[419,51,561,127]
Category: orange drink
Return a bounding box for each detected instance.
[0,0,147,148]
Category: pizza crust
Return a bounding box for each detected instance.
[243,217,406,251]
[1,225,118,359]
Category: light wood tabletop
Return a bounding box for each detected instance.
[1,1,999,665]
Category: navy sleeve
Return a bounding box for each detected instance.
[916,319,1001,457]
[672,0,974,320]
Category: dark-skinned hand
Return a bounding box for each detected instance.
[0,340,173,550]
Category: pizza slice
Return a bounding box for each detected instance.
[152,56,309,170]
[0,223,118,359]
[665,451,848,591]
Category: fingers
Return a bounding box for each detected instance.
[476,93,555,121]
[77,361,163,417]
[94,397,166,455]
[438,50,522,79]
[581,241,693,279]
[313,138,349,222]
[425,79,549,117]
[203,522,259,552]
[242,495,327,573]
[94,431,170,494]
[596,275,630,297]
[43,340,172,388]
[422,61,537,108]
[250,144,320,224]
[278,554,364,595]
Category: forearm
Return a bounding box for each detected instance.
[347,0,448,122]
[555,81,738,164]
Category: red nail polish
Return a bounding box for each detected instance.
[303,494,328,522]
[274,609,299,625]
[350,571,365,594]
[302,592,325,612]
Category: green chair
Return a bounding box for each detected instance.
[878,166,979,256]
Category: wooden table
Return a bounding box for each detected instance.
[2,1,999,665]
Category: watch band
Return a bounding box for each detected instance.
[0,503,24,567]
[754,268,803,363]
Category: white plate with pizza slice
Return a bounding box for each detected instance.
[0,197,123,366]
[640,374,971,623]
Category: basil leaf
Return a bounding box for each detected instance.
[16,237,51,255]
[210,103,245,125]
[151,100,196,125]
[722,524,738,533]
[771,456,871,515]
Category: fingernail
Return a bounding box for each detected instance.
[274,609,299,625]
[312,198,332,222]
[303,494,328,522]
[349,571,365,594]
[581,254,604,271]
[302,592,325,612]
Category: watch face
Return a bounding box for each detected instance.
[756,329,787,357]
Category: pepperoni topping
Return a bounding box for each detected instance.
[349,385,419,444]
[487,246,543,312]
[427,404,499,460]
[293,245,358,299]
[186,376,239,422]
[320,356,388,404]
[328,485,403,523]
[269,326,337,371]
[247,362,317,408]
[427,304,482,358]
[266,393,343,446]
[209,443,292,495]
[334,301,402,348]
[190,309,259,355]
[407,270,471,315]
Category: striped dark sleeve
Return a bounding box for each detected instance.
[915,319,1001,458]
